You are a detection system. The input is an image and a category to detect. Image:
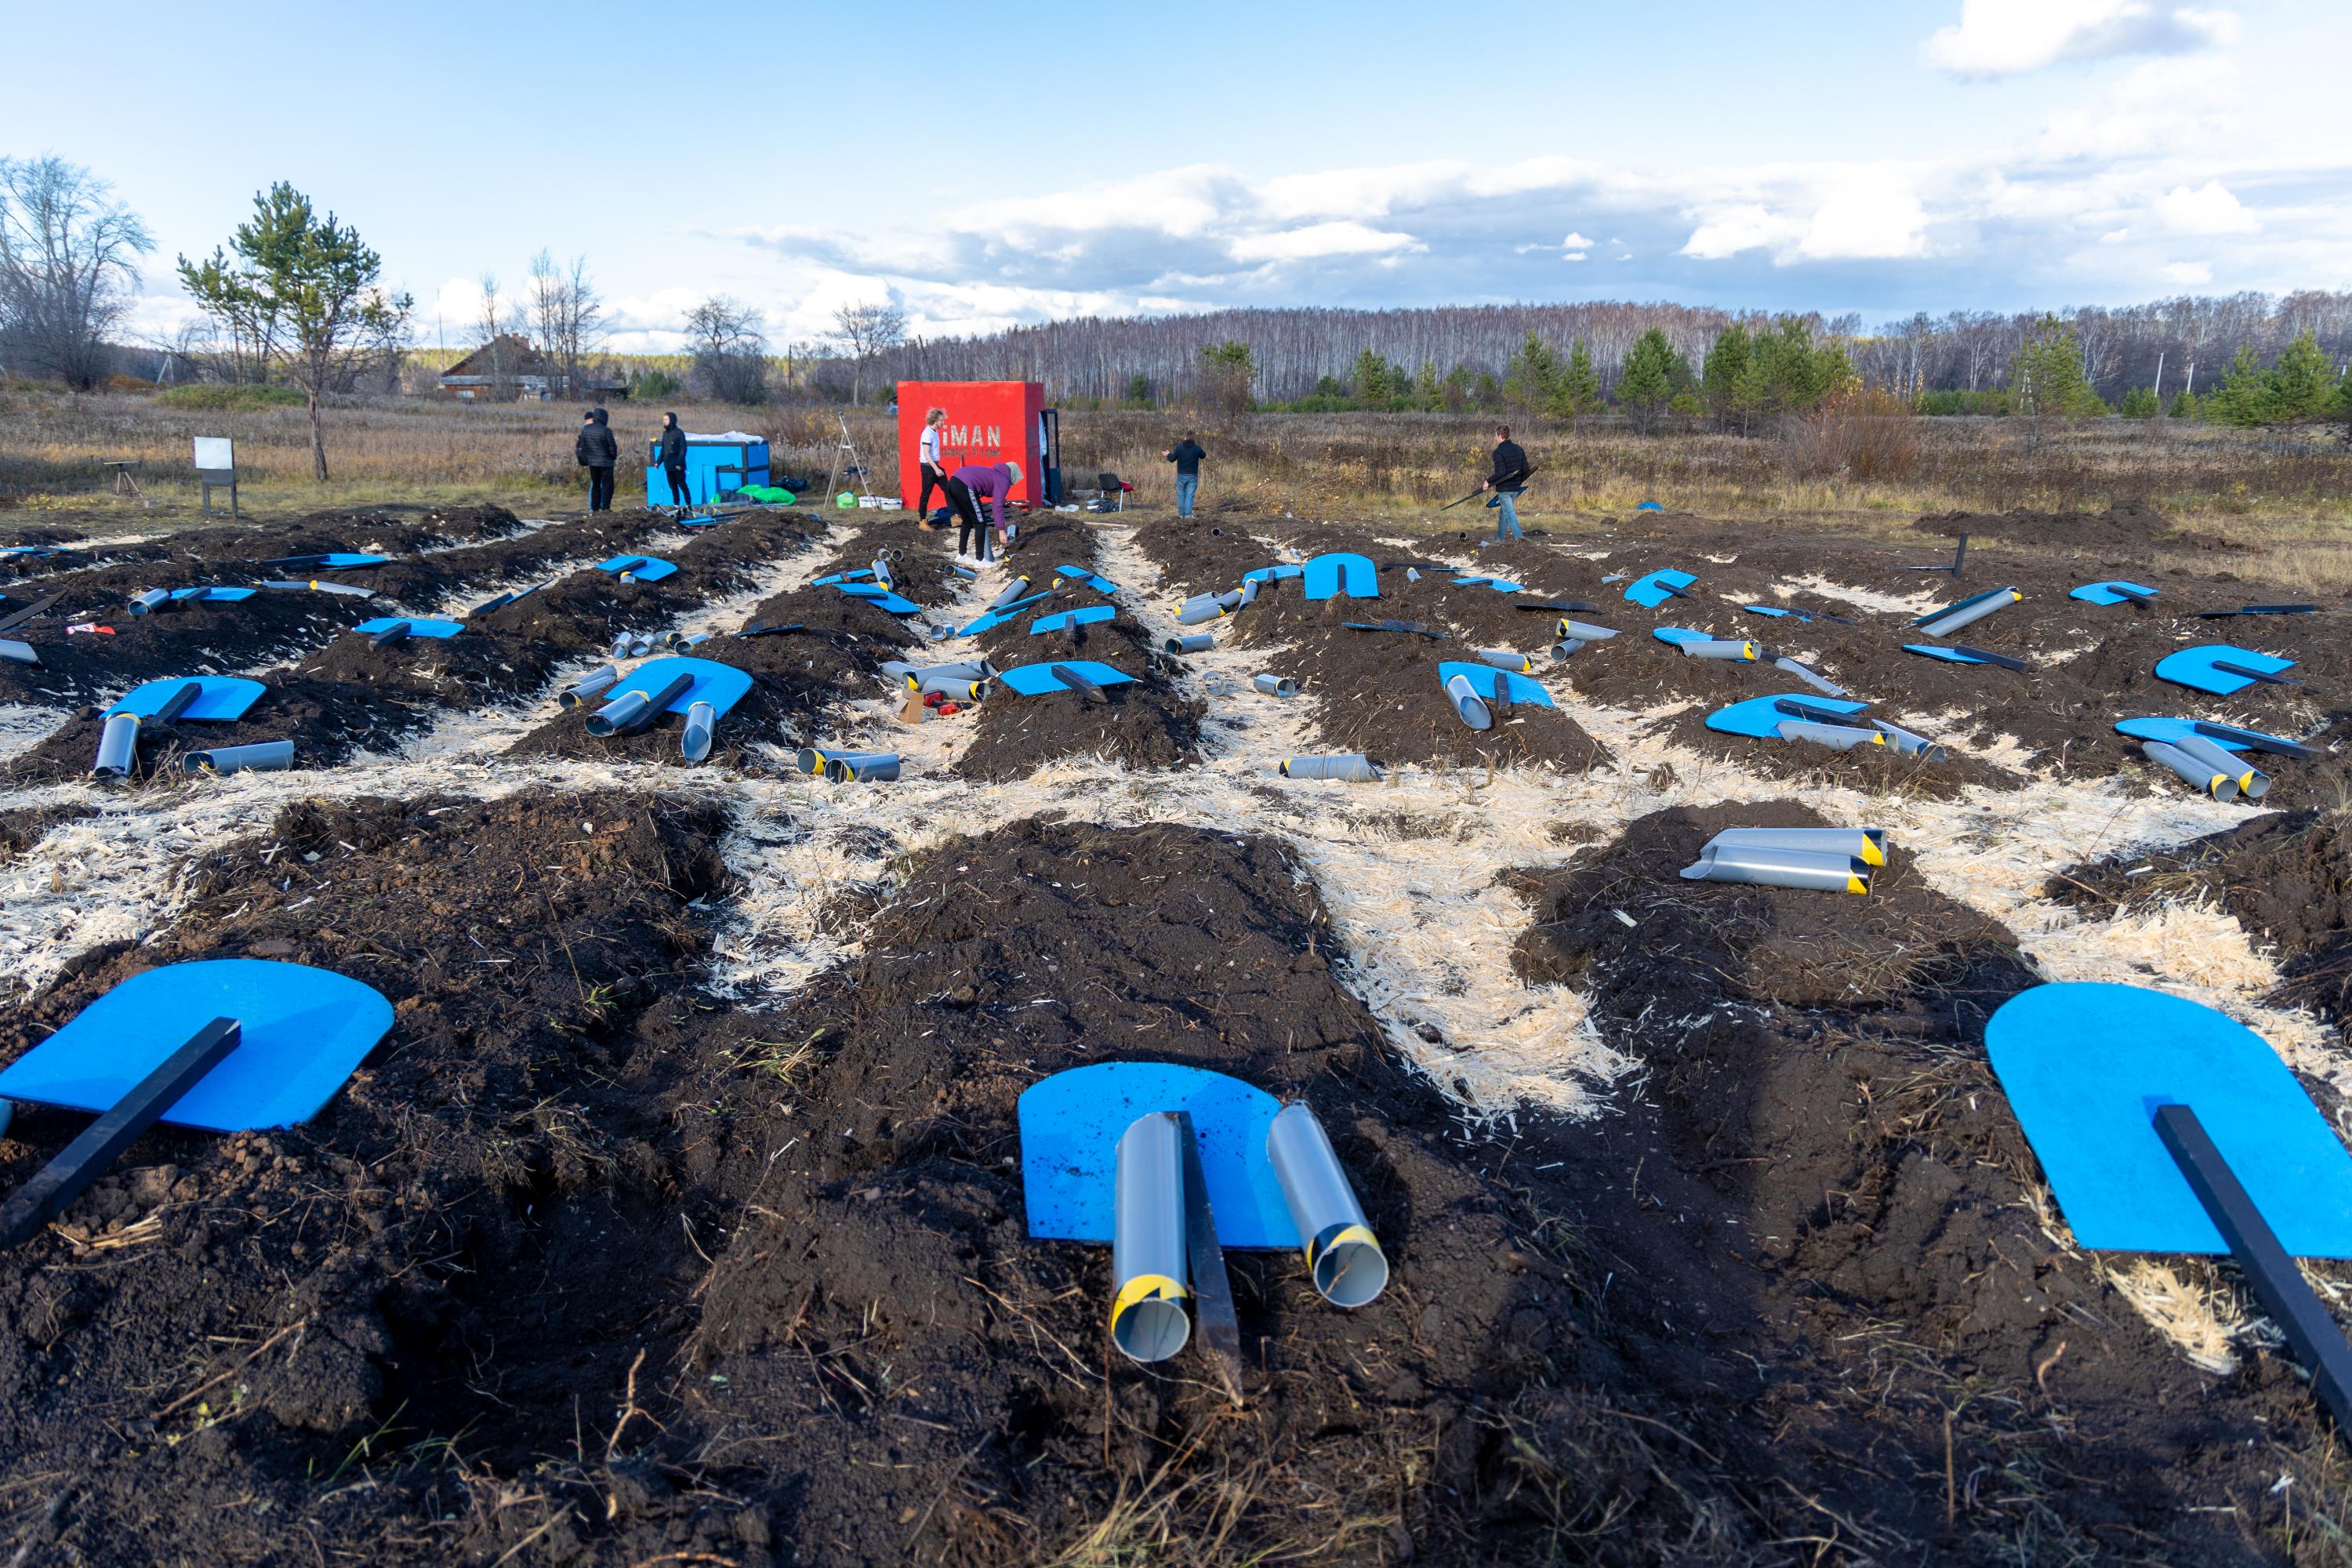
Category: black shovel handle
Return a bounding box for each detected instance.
[1049,662,1105,702]
[1517,600,1599,613]
[372,620,413,649]
[152,681,205,724]
[2154,1104,2352,1432]
[2194,721,2318,760]
[2214,660,2304,688]
[619,673,696,733]
[470,593,514,617]
[262,554,331,568]
[1945,643,2030,672]
[1173,1112,1244,1407]
[608,557,648,576]
[737,621,805,638]
[1774,699,1859,726]
[2200,604,2321,618]
[0,594,58,635]
[0,1018,241,1250]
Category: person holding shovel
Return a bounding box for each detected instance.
[945,459,1022,564]
[655,412,689,516]
[576,408,619,514]
[1163,432,1207,518]
[1481,424,1530,541]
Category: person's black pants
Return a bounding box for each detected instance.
[664,462,689,507]
[943,477,991,561]
[916,461,946,517]
[587,466,615,512]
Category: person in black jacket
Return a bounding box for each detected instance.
[575,408,619,513]
[1162,434,1207,518]
[1480,423,1531,540]
[656,412,689,515]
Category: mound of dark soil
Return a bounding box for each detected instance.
[1497,799,2334,1561]
[0,791,760,1565]
[0,800,93,861]
[2053,808,2352,1028]
[0,593,355,710]
[1916,501,2193,552]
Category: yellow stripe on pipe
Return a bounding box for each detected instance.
[1739,641,1759,660]
[1307,1223,1381,1269]
[1112,1272,1188,1320]
[1859,841,1886,866]
[1846,873,1871,895]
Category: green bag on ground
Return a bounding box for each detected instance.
[737,485,796,504]
[836,491,857,508]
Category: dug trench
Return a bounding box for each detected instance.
[6,509,831,782]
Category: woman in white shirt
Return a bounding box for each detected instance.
[915,408,948,528]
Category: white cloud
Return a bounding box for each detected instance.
[1798,172,1931,260]
[1926,0,2239,77]
[1563,251,1588,263]
[1679,204,1802,260]
[2038,55,2236,159]
[2155,179,2259,234]
[1228,221,1422,263]
[2162,260,2214,283]
[1562,231,1595,249]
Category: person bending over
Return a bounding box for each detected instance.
[946,459,1022,564]
[1163,433,1207,518]
[1481,423,1530,540]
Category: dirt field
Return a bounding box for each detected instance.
[3,490,2352,1566]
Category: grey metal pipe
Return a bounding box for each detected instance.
[946,562,978,580]
[1280,753,1382,781]
[560,665,621,708]
[2143,739,2240,800]
[183,739,294,775]
[1177,590,1242,626]
[1166,633,1213,654]
[1445,673,1493,731]
[1676,638,1759,661]
[898,659,990,684]
[260,579,373,597]
[1265,1103,1388,1308]
[665,630,710,651]
[1916,587,2020,639]
[793,746,840,775]
[1111,1112,1192,1362]
[1870,720,1947,761]
[1253,674,1298,697]
[681,701,717,763]
[1556,619,1617,641]
[129,588,171,615]
[1777,719,1886,751]
[2167,733,2267,800]
[0,639,35,666]
[1475,648,1533,673]
[872,556,894,589]
[1705,826,1889,866]
[985,575,1032,612]
[1548,639,1585,662]
[1237,579,1261,606]
[1773,656,1847,696]
[92,713,141,779]
[1682,843,1873,894]
[586,673,695,737]
[917,675,985,701]
[823,751,901,782]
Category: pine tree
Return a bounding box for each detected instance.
[1549,339,1602,425]
[1351,347,1395,405]
[2206,343,2274,427]
[1702,323,1756,432]
[1501,332,1562,412]
[1411,359,1443,411]
[2268,331,2335,421]
[1617,328,1681,434]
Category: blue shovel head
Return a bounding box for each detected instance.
[1706,691,1867,738]
[956,591,1054,637]
[1301,552,1378,601]
[170,586,257,604]
[1450,576,1525,591]
[2114,717,2247,750]
[106,677,266,722]
[1987,982,2352,1256]
[837,585,921,614]
[996,660,1135,696]
[620,656,754,719]
[1652,626,1707,646]
[1018,1062,1299,1249]
[1030,605,1116,635]
[356,616,464,640]
[0,959,394,1133]
[1436,661,1554,707]
[1904,643,1997,665]
[1625,569,1695,608]
[1241,564,1303,585]
[2071,580,2158,605]
[812,571,877,586]
[595,554,679,582]
[2155,644,2296,696]
[1054,565,1120,594]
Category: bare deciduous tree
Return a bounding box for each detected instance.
[528,249,605,395]
[0,157,154,389]
[829,300,907,405]
[474,271,518,398]
[684,295,768,405]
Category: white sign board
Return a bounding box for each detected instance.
[192,437,234,471]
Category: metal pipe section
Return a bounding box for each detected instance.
[560,665,621,709]
[1445,673,1493,730]
[1915,587,2020,639]
[916,675,985,701]
[2143,739,2240,800]
[822,752,901,782]
[1773,657,1846,696]
[1548,639,1585,662]
[183,740,294,775]
[91,713,140,779]
[1253,674,1298,697]
[1177,590,1242,626]
[793,746,841,775]
[681,701,717,763]
[1682,844,1873,894]
[1475,648,1534,673]
[129,588,171,615]
[985,575,1032,612]
[1237,579,1261,606]
[609,633,654,659]
[898,659,991,684]
[586,673,695,737]
[1555,619,1617,641]
[2168,733,2268,800]
[1265,1104,1388,1308]
[1110,1112,1192,1362]
[1677,639,1759,662]
[1777,719,1886,751]
[664,630,710,651]
[1704,826,1889,866]
[1869,720,1947,761]
[0,639,35,666]
[1279,753,1383,782]
[1166,633,1213,655]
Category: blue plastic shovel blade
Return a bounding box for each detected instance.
[1652,626,1708,646]
[1706,691,1867,738]
[1903,644,1992,664]
[1301,553,1378,601]
[616,656,754,718]
[1029,605,1116,635]
[1017,1062,1299,1248]
[2155,644,2296,696]
[0,960,394,1132]
[1625,569,1695,608]
[595,555,678,582]
[2071,580,2158,605]
[996,660,1135,695]
[105,677,266,721]
[1435,661,1553,707]
[1055,565,1120,594]
[2114,717,2246,750]
[356,617,464,639]
[1986,982,2352,1257]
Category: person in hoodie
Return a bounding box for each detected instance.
[656,412,690,516]
[942,459,1022,564]
[575,407,619,514]
[1479,423,1532,541]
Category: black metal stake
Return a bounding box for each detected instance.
[1172,1112,1244,1407]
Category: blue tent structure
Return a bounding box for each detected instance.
[646,433,771,506]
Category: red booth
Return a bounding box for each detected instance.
[897,381,1057,511]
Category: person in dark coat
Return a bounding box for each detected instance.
[575,408,619,513]
[1480,423,1531,540]
[1163,434,1207,518]
[657,412,690,515]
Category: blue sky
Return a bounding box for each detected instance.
[5,0,2347,350]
